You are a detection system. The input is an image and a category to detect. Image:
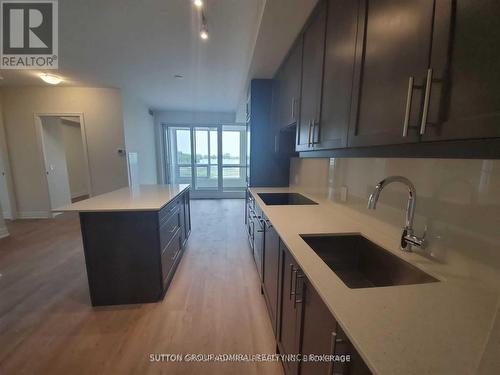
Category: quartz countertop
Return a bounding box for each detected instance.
[249,187,498,375]
[55,184,190,212]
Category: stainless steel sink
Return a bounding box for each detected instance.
[300,234,438,289]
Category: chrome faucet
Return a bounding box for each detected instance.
[367,176,426,251]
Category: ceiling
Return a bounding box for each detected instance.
[0,0,316,113]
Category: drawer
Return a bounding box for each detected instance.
[161,229,181,283]
[159,197,181,223]
[159,208,180,249]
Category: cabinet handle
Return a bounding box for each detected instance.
[312,120,320,145]
[307,120,312,147]
[293,273,304,308]
[402,76,414,137]
[289,264,295,300]
[328,331,337,375]
[420,68,433,135]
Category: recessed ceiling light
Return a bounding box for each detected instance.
[200,28,208,40]
[194,0,203,8]
[40,73,62,85]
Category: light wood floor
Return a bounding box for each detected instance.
[0,199,283,375]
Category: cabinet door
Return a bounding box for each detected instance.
[300,278,337,375]
[183,191,191,239]
[262,218,280,335]
[297,1,327,151]
[281,38,303,129]
[316,0,359,150]
[422,0,500,141]
[348,0,434,147]
[278,243,303,375]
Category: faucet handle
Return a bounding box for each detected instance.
[401,226,426,251]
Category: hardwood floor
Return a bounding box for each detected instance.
[0,199,283,375]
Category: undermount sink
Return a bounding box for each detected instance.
[300,234,438,289]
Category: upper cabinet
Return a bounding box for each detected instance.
[316,0,359,150]
[348,0,435,147]
[422,0,500,141]
[296,1,327,151]
[274,38,303,131]
[273,0,500,157]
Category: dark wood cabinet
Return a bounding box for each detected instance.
[297,0,327,151]
[262,215,281,335]
[79,188,191,306]
[300,278,372,375]
[247,79,291,187]
[348,0,435,147]
[277,243,303,375]
[277,0,500,158]
[249,199,372,374]
[300,277,337,375]
[275,38,303,131]
[423,0,500,141]
[316,0,359,150]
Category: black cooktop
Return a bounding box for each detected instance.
[257,193,318,206]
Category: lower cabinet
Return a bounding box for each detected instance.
[277,241,303,375]
[262,215,281,335]
[301,276,372,375]
[300,277,337,375]
[254,196,372,375]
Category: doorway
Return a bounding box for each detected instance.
[36,114,92,213]
[163,124,247,198]
[0,146,13,219]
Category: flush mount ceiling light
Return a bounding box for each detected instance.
[193,0,203,8]
[40,73,62,85]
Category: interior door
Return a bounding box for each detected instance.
[422,0,500,141]
[348,0,434,147]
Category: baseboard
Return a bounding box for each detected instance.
[2,211,13,220]
[17,211,52,219]
[71,191,89,199]
[0,226,9,239]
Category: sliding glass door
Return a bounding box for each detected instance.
[165,124,246,198]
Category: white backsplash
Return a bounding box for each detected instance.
[290,157,500,289]
[290,156,500,372]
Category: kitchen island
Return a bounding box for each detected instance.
[56,184,191,306]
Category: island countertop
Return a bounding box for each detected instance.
[55,184,190,212]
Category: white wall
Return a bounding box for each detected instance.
[122,93,157,184]
[41,117,72,210]
[60,119,89,198]
[1,87,128,218]
[153,110,236,183]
